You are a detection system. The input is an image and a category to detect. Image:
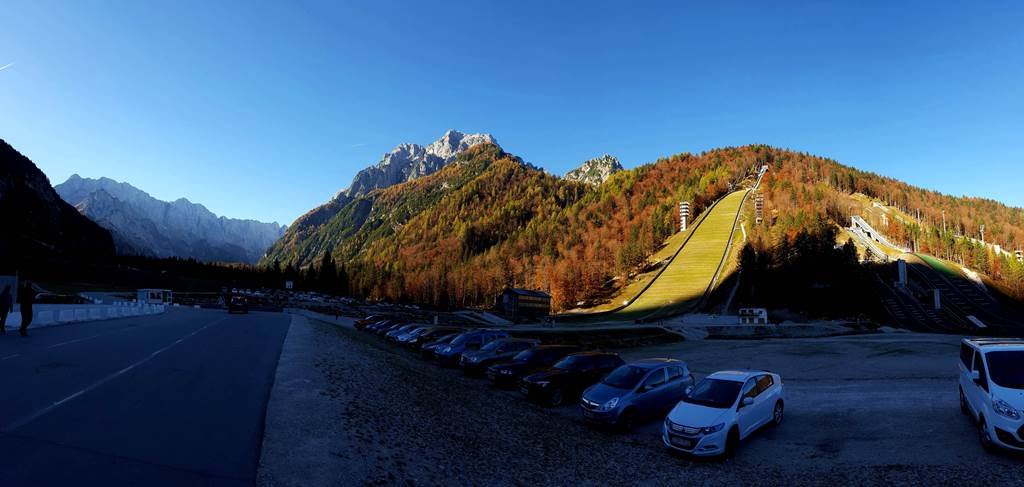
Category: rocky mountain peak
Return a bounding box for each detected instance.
[564,154,623,185]
[336,130,499,201]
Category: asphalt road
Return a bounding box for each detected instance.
[0,308,289,486]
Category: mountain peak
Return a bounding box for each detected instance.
[564,154,623,185]
[55,175,285,263]
[338,130,499,201]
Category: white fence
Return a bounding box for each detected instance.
[3,302,166,331]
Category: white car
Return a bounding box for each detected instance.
[662,370,784,457]
[958,338,1024,453]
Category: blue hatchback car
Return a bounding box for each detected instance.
[579,358,694,431]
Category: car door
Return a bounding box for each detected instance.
[663,366,689,404]
[736,378,760,438]
[971,351,991,417]
[753,375,776,426]
[633,368,669,414]
[958,344,976,415]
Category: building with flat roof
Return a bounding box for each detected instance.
[496,288,551,322]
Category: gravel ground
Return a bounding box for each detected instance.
[259,315,1024,486]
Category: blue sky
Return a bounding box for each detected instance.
[1,1,1022,225]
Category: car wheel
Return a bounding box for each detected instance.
[978,417,997,453]
[723,427,740,459]
[548,388,564,407]
[959,388,970,416]
[618,409,636,433]
[771,401,784,426]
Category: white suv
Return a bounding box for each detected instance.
[959,338,1024,453]
[662,370,784,457]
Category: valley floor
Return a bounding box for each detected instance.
[258,314,1023,486]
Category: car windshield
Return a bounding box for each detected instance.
[431,334,457,344]
[986,351,1024,389]
[449,333,476,346]
[480,340,506,352]
[553,355,589,370]
[602,365,649,389]
[683,378,743,409]
[509,349,536,362]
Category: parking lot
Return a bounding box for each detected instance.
[258,315,1023,486]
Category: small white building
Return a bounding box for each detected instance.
[137,289,173,305]
[738,308,769,325]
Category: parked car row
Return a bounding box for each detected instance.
[354,318,789,458]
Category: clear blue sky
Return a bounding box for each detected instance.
[1,1,1022,225]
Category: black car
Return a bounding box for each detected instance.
[227,296,249,314]
[364,320,393,333]
[385,324,419,341]
[419,333,461,359]
[406,327,461,350]
[460,338,540,376]
[520,352,625,407]
[375,323,405,336]
[486,345,582,388]
[354,315,385,331]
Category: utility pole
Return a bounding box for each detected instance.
[942,209,946,234]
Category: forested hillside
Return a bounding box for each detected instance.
[265,143,1024,314]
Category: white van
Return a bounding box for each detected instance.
[958,338,1024,452]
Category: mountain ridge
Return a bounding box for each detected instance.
[0,138,115,272]
[57,174,285,263]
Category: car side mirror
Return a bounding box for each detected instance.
[741,397,754,408]
[970,370,981,383]
[684,385,694,396]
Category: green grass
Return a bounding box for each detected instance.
[609,190,748,321]
[580,210,714,313]
[916,253,962,278]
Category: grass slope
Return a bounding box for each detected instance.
[610,190,748,321]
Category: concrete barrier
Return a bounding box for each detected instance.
[37,310,55,325]
[3,303,168,332]
[6,311,21,328]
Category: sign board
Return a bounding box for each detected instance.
[755,194,765,224]
[285,280,294,290]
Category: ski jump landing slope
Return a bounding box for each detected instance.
[608,189,749,322]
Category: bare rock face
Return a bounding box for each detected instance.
[56,175,285,263]
[564,154,623,186]
[287,130,498,237]
[340,130,498,200]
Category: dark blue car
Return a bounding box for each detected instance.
[579,358,694,431]
[432,330,508,366]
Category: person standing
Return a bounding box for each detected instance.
[19,281,34,337]
[0,285,12,334]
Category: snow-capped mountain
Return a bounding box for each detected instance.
[564,154,623,185]
[56,175,285,263]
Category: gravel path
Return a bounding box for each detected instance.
[259,315,1024,486]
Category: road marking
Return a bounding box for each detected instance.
[45,332,109,350]
[1,353,19,361]
[1,317,226,433]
